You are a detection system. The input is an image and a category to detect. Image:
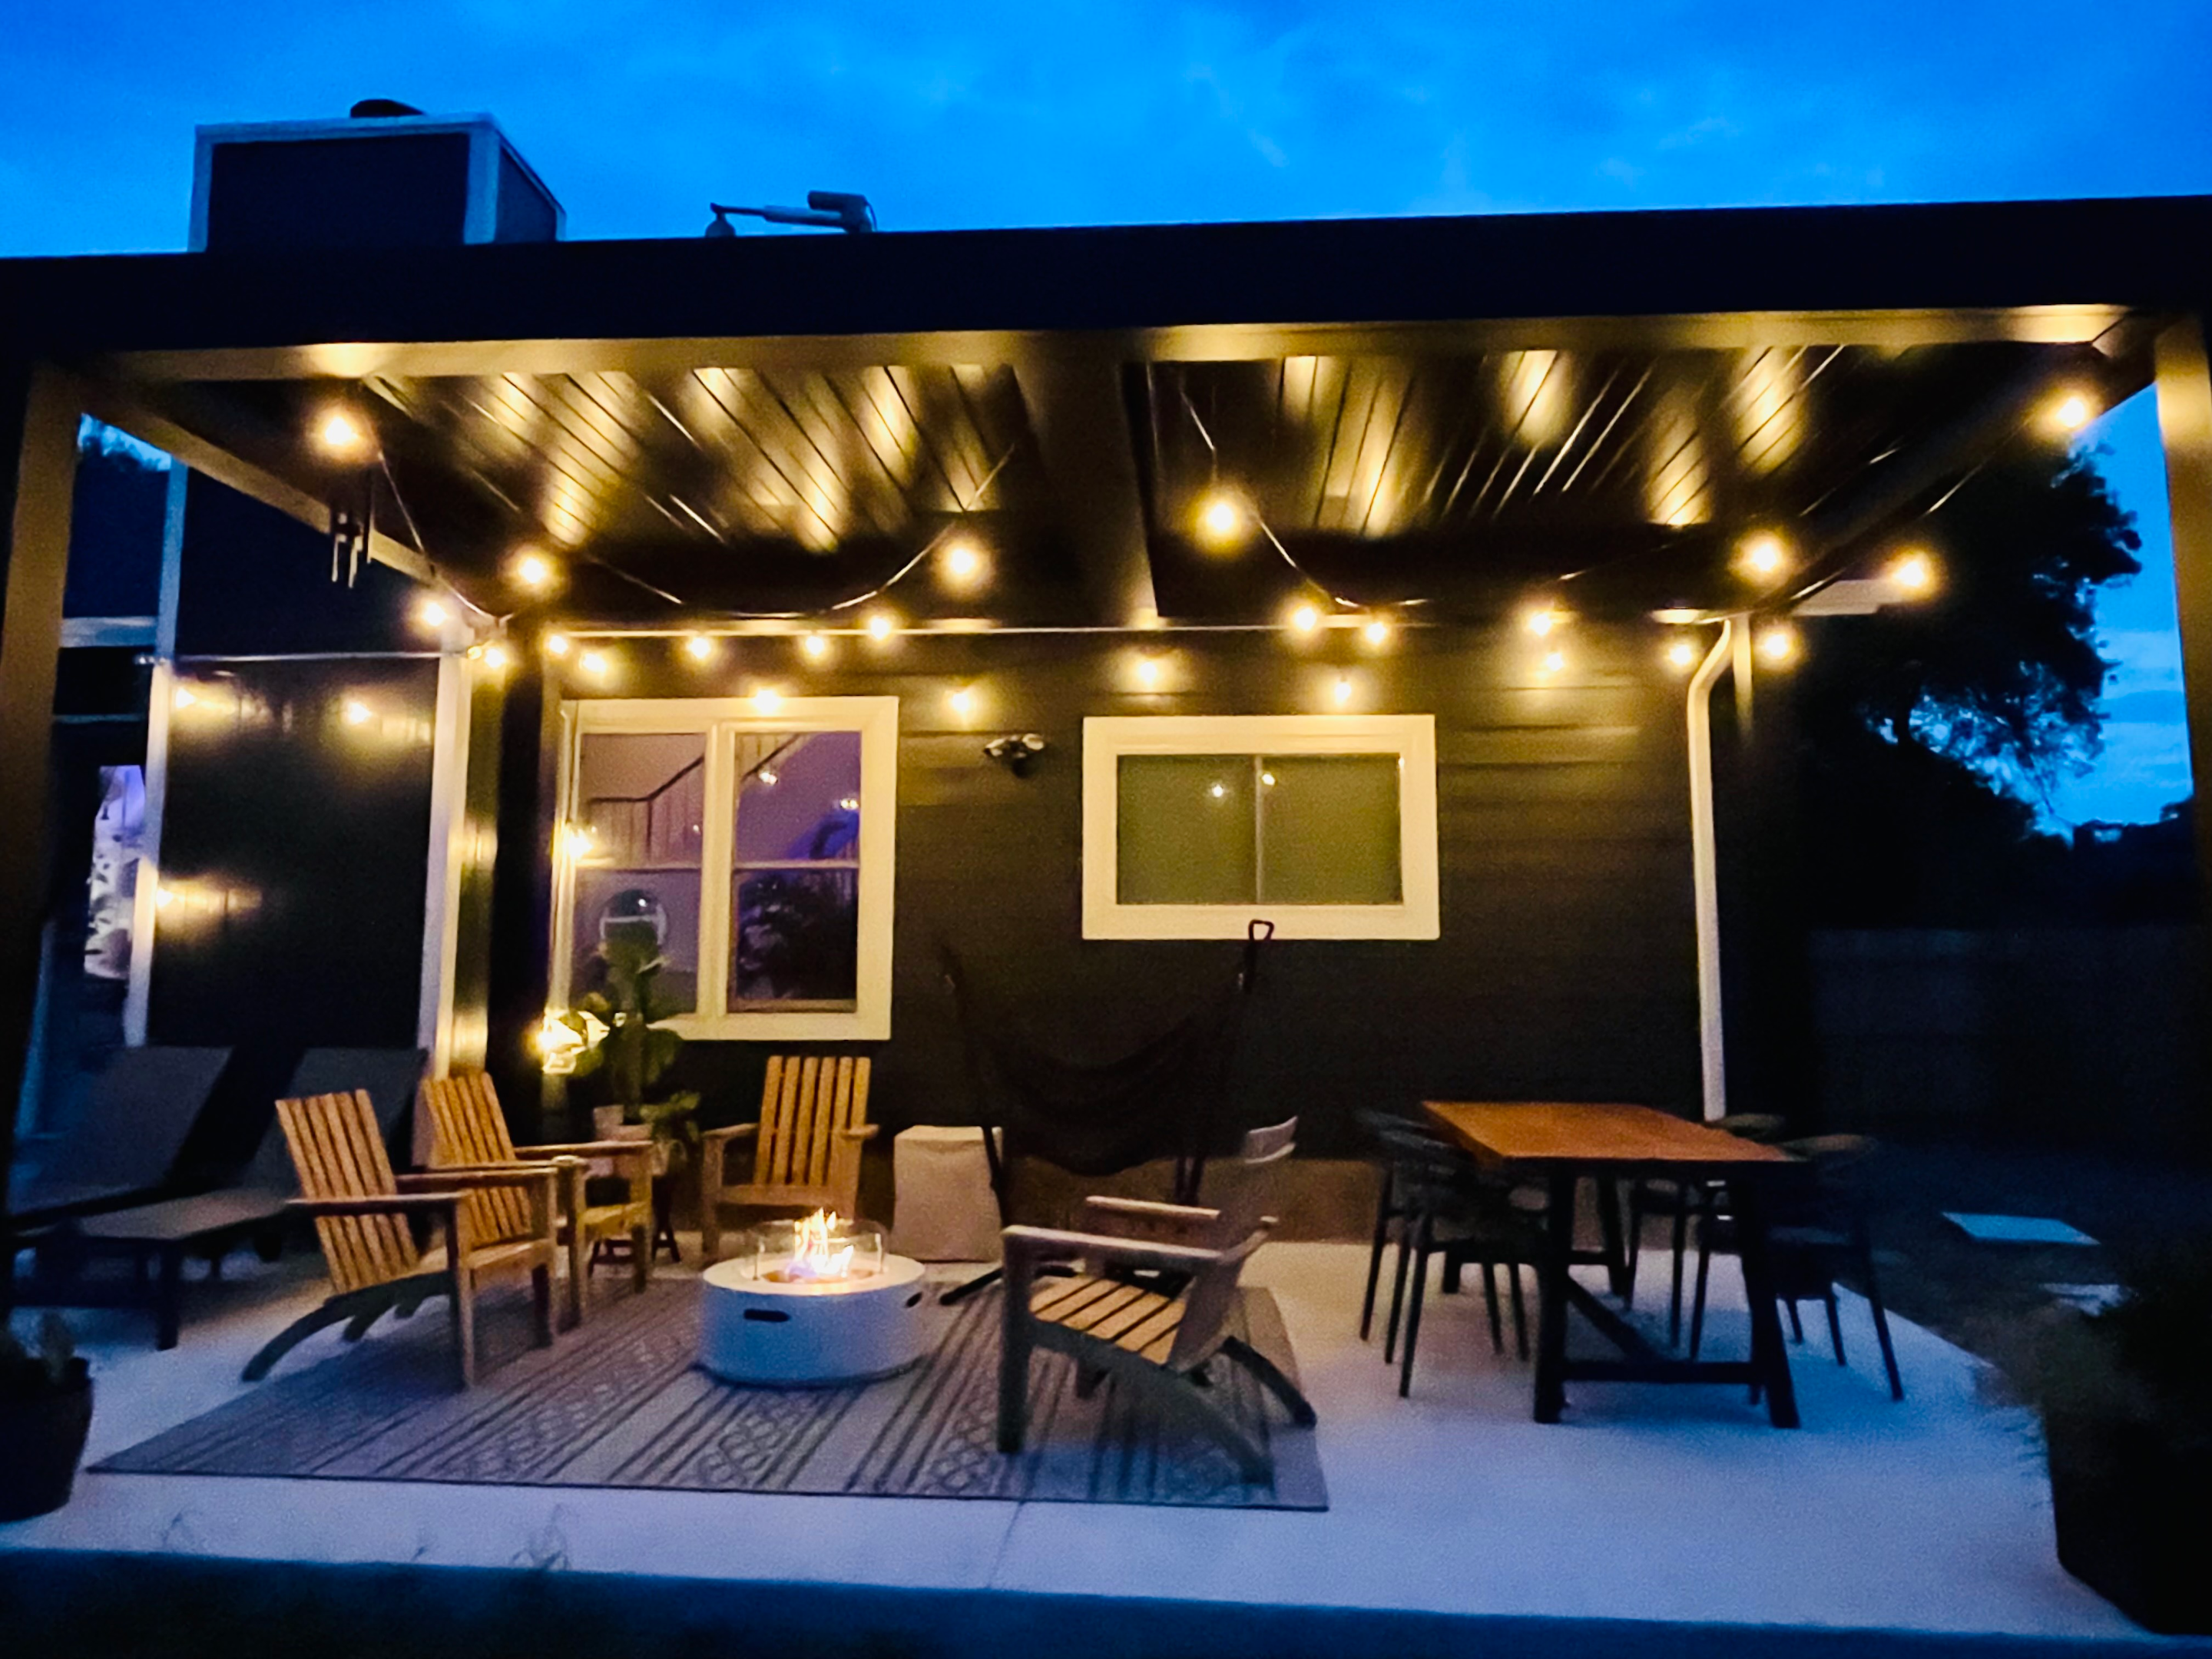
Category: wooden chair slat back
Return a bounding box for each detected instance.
[750,1055,871,1200]
[420,1072,531,1243]
[276,1091,419,1296]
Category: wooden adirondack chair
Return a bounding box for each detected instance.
[699,1055,876,1259]
[418,1071,654,1329]
[242,1090,561,1388]
[998,1195,1316,1483]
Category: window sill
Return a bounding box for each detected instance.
[665,1008,889,1042]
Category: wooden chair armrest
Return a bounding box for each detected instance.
[398,1164,569,1190]
[700,1124,760,1147]
[515,1140,654,1162]
[836,1124,880,1142]
[289,1194,464,1219]
[1083,1197,1222,1224]
[1081,1196,1227,1247]
[1002,1224,1231,1275]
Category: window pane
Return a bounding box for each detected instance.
[1258,754,1402,904]
[736,731,862,863]
[733,869,859,1007]
[571,732,704,1003]
[1117,755,1256,904]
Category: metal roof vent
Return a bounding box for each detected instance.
[706,191,876,237]
[349,98,425,118]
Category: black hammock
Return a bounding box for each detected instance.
[936,922,1273,1304]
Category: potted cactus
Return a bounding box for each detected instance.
[0,1313,93,1522]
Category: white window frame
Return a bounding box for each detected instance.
[552,696,898,1041]
[1082,714,1439,941]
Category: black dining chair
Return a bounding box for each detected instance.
[1687,1133,1904,1401]
[1379,1131,1546,1398]
[1624,1112,1788,1346]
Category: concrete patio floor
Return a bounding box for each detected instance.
[1,1238,2194,1655]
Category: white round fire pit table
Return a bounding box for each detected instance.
[697,1215,929,1386]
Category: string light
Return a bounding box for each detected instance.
[417,598,450,630]
[482,643,511,671]
[684,634,717,662]
[343,698,373,725]
[1363,618,1391,646]
[1197,489,1248,548]
[1524,605,1565,637]
[801,631,831,661]
[753,686,783,714]
[2052,393,2093,432]
[1332,675,1354,706]
[1737,534,1789,580]
[1290,603,1321,634]
[866,611,896,642]
[512,552,555,590]
[171,686,197,711]
[1540,650,1567,674]
[948,685,975,717]
[317,412,366,455]
[1889,551,1937,594]
[1135,655,1162,690]
[1757,624,1800,664]
[940,538,986,590]
[578,649,611,680]
[1666,638,1699,671]
[544,632,571,657]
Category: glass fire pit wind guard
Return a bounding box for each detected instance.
[698,1212,927,1387]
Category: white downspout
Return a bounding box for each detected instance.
[1687,618,1736,1121]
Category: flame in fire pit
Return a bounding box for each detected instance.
[773,1210,866,1283]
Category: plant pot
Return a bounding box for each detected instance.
[0,1365,94,1523]
[2045,1406,2212,1634]
[592,1105,628,1140]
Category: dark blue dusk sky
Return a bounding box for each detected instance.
[8,1,2205,819]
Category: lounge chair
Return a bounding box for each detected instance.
[6,1046,234,1224]
[243,1090,562,1388]
[699,1055,876,1259]
[419,1070,653,1328]
[998,1197,1315,1483]
[12,1050,424,1349]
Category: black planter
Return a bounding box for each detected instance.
[0,1363,94,1523]
[2045,1406,2212,1634]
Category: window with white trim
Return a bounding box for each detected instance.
[1082,714,1439,940]
[553,697,897,1040]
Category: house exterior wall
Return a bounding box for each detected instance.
[506,621,1700,1157]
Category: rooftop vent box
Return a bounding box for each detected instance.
[190,103,563,252]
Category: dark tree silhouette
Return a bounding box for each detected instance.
[1794,439,2153,926]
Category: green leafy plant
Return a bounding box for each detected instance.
[555,932,701,1167]
[0,1313,86,1398]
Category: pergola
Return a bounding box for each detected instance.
[4,193,2211,1157]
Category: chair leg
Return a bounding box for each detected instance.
[1399,1221,1433,1399]
[1359,1178,1392,1341]
[1508,1261,1529,1359]
[1687,1231,1713,1360]
[631,1222,652,1291]
[1220,1336,1319,1426]
[1667,1200,1690,1347]
[1824,1290,1846,1366]
[998,1258,1034,1454]
[1862,1259,1905,1401]
[1624,1184,1644,1306]
[243,1293,386,1381]
[1785,1298,1806,1343]
[1384,1220,1415,1364]
[450,1269,477,1389]
[1480,1257,1505,1355]
[531,1263,555,1348]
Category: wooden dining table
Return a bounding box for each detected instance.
[1422,1101,1802,1428]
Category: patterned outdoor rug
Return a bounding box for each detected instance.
[96,1274,1326,1510]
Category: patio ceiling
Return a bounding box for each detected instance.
[18,194,2200,629]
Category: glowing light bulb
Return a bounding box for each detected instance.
[1525,606,1562,637]
[1135,655,1161,690]
[1363,618,1391,646]
[1332,675,1353,706]
[318,412,365,454]
[1208,781,1227,800]
[837,796,859,812]
[172,687,198,711]
[684,634,716,662]
[1666,638,1699,670]
[1541,650,1567,674]
[418,598,450,629]
[482,643,511,671]
[1290,603,1321,634]
[1197,490,1247,547]
[343,698,373,726]
[866,611,896,642]
[753,686,783,714]
[1739,535,1787,579]
[1890,551,1936,593]
[544,632,571,657]
[2053,394,2092,432]
[941,538,985,588]
[1758,625,1799,664]
[513,552,555,590]
[800,631,830,661]
[156,886,175,909]
[579,649,611,680]
[948,685,975,717]
[1260,770,1277,786]
[758,769,779,787]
